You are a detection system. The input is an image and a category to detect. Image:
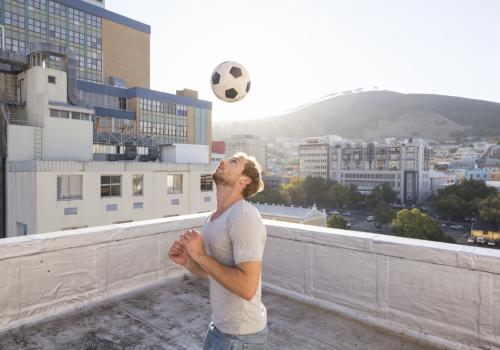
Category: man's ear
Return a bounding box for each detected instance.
[239,175,251,186]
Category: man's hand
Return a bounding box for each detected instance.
[168,240,189,266]
[180,229,207,262]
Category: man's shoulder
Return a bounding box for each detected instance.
[228,200,263,224]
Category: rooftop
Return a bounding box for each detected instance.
[0,277,438,350]
[0,214,499,349]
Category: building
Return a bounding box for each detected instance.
[428,170,456,193]
[471,220,500,242]
[330,138,431,206]
[224,134,266,170]
[299,136,431,206]
[252,203,326,226]
[8,161,215,236]
[299,135,342,179]
[0,0,213,237]
[211,140,225,164]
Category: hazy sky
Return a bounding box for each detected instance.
[106,0,500,122]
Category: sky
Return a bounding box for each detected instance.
[106,0,500,122]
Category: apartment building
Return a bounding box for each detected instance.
[299,136,431,206]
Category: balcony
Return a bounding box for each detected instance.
[0,214,499,349]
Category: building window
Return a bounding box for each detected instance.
[200,174,213,192]
[57,175,83,200]
[133,174,144,196]
[119,97,127,110]
[48,75,56,84]
[167,174,183,194]
[101,175,121,197]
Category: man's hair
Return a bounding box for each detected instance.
[234,152,264,199]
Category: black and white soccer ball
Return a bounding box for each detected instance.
[210,61,251,102]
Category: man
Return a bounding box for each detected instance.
[168,152,268,350]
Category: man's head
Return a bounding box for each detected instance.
[212,152,264,199]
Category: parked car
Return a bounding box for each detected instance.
[487,240,496,246]
[328,210,340,215]
[366,215,375,222]
[466,236,475,244]
[441,223,447,228]
[477,237,487,244]
[342,211,352,216]
[464,217,471,222]
[450,224,465,230]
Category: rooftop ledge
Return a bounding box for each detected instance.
[0,214,499,349]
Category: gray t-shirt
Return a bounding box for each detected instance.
[202,199,267,335]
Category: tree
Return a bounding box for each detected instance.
[327,214,349,229]
[375,201,395,227]
[393,208,454,243]
[368,183,397,208]
[327,183,349,209]
[251,187,283,205]
[479,193,500,227]
[280,179,305,205]
[346,184,364,209]
[301,176,330,206]
[435,194,467,221]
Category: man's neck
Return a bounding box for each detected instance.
[215,185,244,213]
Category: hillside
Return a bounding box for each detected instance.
[214,91,500,141]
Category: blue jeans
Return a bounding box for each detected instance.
[202,322,268,350]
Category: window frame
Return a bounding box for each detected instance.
[57,175,83,201]
[167,174,183,194]
[101,175,122,198]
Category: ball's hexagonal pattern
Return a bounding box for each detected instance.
[210,61,251,102]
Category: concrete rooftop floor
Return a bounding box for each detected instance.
[0,276,442,350]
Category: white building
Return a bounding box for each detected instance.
[299,136,431,205]
[299,135,342,179]
[3,46,215,237]
[330,138,431,206]
[8,161,215,236]
[429,170,456,193]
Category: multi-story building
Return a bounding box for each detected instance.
[330,138,431,206]
[224,134,266,170]
[299,136,431,205]
[299,135,342,179]
[0,1,214,237]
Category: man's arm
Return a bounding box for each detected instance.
[168,239,208,278]
[181,230,261,301]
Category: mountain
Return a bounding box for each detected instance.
[213,91,500,141]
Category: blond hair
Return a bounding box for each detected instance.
[234,152,264,199]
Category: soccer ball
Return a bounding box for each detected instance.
[210,61,251,102]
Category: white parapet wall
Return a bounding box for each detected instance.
[0,213,208,333]
[0,215,499,349]
[263,221,500,350]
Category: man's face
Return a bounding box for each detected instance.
[212,156,246,187]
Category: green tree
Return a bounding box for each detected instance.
[375,201,395,227]
[301,176,330,206]
[368,183,397,208]
[327,214,349,229]
[479,193,500,226]
[251,187,283,205]
[328,183,349,209]
[346,184,364,208]
[393,208,454,243]
[435,194,467,221]
[280,179,305,205]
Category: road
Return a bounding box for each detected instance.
[326,209,472,242]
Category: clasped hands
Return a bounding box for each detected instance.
[168,229,207,265]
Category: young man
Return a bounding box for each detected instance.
[168,153,268,350]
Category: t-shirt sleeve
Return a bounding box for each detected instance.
[228,205,267,265]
